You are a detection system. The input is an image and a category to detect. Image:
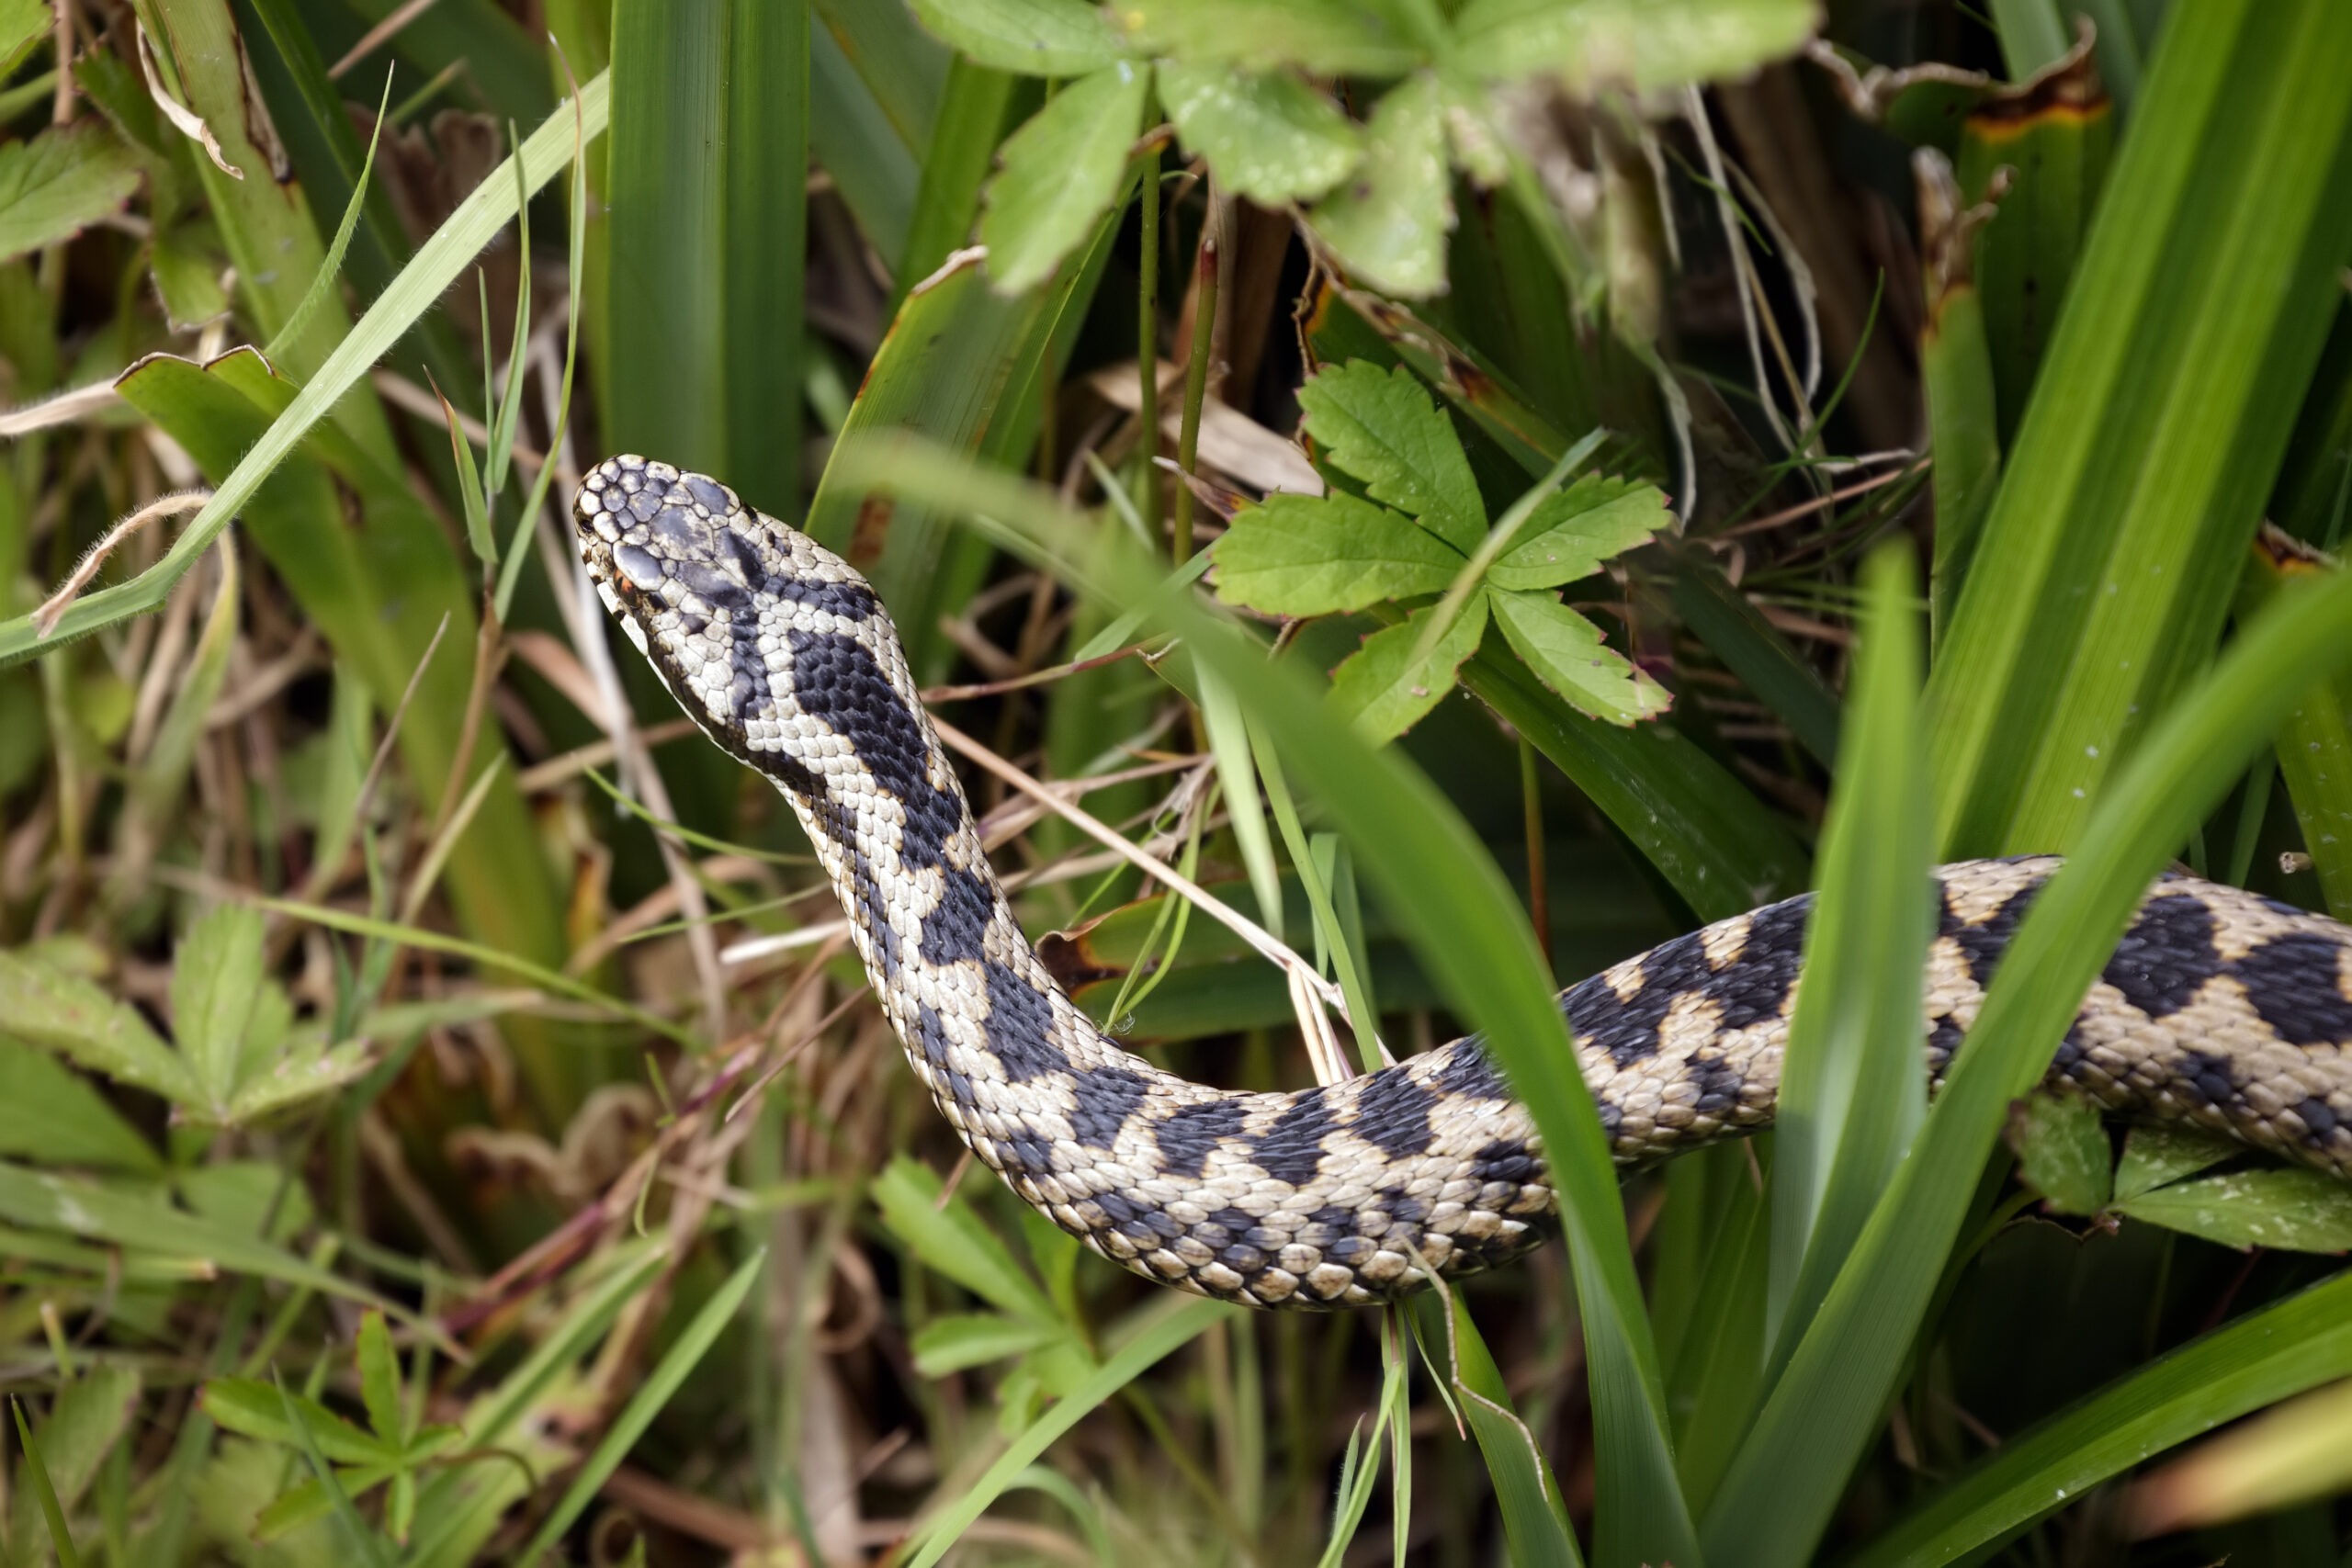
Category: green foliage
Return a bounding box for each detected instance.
[5,0,2352,1562]
[0,120,140,262]
[1214,361,1668,738]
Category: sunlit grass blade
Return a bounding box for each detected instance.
[0,69,610,660]
[1927,0,2352,856]
[1764,546,1931,1362]
[907,1294,1232,1568]
[1849,1269,2352,1566]
[512,1247,767,1564]
[256,897,697,1048]
[1702,554,2352,1567]
[603,0,805,514]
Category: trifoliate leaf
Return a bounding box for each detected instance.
[1111,0,1425,77]
[0,951,196,1103]
[171,904,267,1114]
[2008,1092,2111,1216]
[0,120,141,265]
[2117,1168,2352,1254]
[1212,491,1465,615]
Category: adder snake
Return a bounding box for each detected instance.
[574,455,2352,1310]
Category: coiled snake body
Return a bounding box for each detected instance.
[575,456,2352,1310]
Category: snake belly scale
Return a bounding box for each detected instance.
[574,456,2352,1311]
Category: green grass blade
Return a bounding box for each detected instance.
[264,65,394,363]
[904,1294,1232,1568]
[1927,0,2352,857]
[255,897,698,1050]
[2240,533,2352,921]
[513,1247,768,1564]
[603,0,805,515]
[0,69,610,660]
[1666,549,1841,767]
[1702,557,2352,1567]
[1849,1270,2352,1567]
[1915,150,2004,645]
[1762,547,1931,1364]
[273,1370,393,1568]
[13,1397,84,1568]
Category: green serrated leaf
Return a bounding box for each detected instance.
[1296,359,1487,550]
[0,953,197,1104]
[1157,62,1362,204]
[2008,1092,2111,1215]
[982,62,1150,296]
[1488,475,1672,590]
[1306,72,1452,299]
[908,0,1126,75]
[1489,588,1667,725]
[0,0,46,74]
[2114,1123,2243,1201]
[1111,0,1424,76]
[0,119,141,264]
[199,1380,396,1467]
[1329,596,1490,742]
[170,905,268,1115]
[1452,0,1820,92]
[0,1040,163,1173]
[1211,491,1464,614]
[2118,1168,2352,1254]
[222,1039,375,1124]
[356,1311,401,1444]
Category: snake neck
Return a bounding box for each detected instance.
[741,584,1566,1307]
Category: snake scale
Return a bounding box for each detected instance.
[574,455,2352,1310]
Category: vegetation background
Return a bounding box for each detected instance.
[3,0,2352,1562]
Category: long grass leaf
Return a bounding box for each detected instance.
[905,1294,1231,1568]
[1702,557,2352,1566]
[1849,1270,2352,1566]
[513,1247,767,1564]
[1764,546,1931,1362]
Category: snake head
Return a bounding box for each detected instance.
[571,454,887,786]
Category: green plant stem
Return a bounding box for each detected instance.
[1519,736,1551,971]
[1136,144,1162,541]
[1172,228,1218,565]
